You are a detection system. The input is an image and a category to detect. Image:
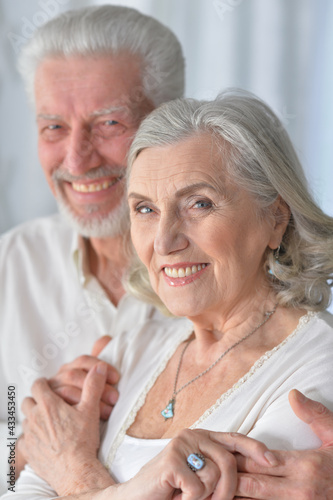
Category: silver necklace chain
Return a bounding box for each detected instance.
[161,303,278,420]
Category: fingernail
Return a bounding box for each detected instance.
[96,362,107,376]
[264,451,279,466]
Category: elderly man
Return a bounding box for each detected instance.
[1,4,333,500]
[0,3,185,492]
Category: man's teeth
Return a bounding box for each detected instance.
[72,179,118,193]
[164,264,206,278]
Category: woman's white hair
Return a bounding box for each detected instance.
[126,89,333,313]
[18,4,185,106]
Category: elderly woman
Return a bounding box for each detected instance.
[8,91,333,500]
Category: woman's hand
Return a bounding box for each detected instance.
[236,390,333,499]
[49,335,119,420]
[19,362,115,496]
[110,428,277,500]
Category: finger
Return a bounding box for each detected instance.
[205,444,237,500]
[51,375,119,406]
[56,355,96,373]
[53,386,113,420]
[236,450,289,476]
[21,397,36,416]
[53,357,119,385]
[102,384,119,405]
[52,385,83,405]
[167,463,211,500]
[180,444,236,499]
[208,431,278,467]
[79,362,109,412]
[173,429,238,499]
[236,472,298,499]
[31,378,62,405]
[49,368,88,391]
[99,401,114,421]
[91,335,112,357]
[289,389,333,445]
[194,457,220,497]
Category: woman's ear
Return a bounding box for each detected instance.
[267,196,291,250]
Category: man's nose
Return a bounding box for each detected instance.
[153,215,188,256]
[63,128,102,175]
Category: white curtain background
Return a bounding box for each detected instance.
[0,1,333,487]
[0,0,332,235]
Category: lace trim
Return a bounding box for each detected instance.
[105,327,193,469]
[191,311,317,428]
[105,311,317,469]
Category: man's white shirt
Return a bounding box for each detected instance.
[0,214,162,494]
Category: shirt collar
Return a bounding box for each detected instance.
[72,233,91,286]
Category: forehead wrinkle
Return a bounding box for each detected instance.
[37,113,62,121]
[90,105,131,118]
[37,104,138,125]
[130,159,229,200]
[128,190,152,201]
[130,134,232,197]
[174,182,218,199]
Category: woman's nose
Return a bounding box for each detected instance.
[153,216,188,256]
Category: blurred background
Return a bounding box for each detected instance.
[0,0,332,235]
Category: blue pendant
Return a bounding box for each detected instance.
[161,399,175,420]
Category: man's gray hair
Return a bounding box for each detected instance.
[127,89,333,312]
[18,4,185,106]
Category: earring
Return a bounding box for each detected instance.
[274,245,281,261]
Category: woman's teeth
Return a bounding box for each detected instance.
[72,179,118,193]
[164,264,206,278]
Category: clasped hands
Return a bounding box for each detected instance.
[18,335,333,499]
[46,335,119,420]
[18,335,117,495]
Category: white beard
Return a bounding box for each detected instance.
[55,188,130,238]
[52,166,130,238]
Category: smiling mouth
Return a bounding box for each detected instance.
[164,264,207,278]
[71,178,122,193]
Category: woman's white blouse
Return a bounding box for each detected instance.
[98,311,333,482]
[4,312,333,499]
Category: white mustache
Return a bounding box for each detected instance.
[52,165,125,183]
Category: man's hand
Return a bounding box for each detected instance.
[236,389,333,499]
[15,335,118,480]
[19,363,115,496]
[49,335,119,420]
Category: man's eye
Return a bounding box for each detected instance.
[47,124,62,130]
[104,120,119,126]
[136,206,153,214]
[96,120,125,138]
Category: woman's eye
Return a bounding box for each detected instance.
[193,200,212,209]
[136,206,153,214]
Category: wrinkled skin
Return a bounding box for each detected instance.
[20,385,333,499]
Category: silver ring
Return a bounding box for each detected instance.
[187,453,206,472]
